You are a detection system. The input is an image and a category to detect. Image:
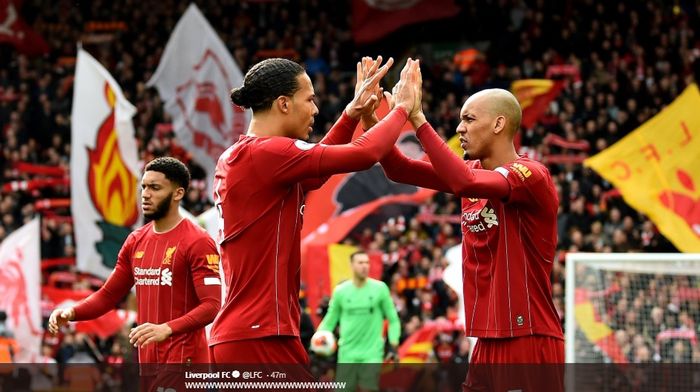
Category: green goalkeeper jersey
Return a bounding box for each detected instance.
[318,278,401,363]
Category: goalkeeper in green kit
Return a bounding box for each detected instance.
[316,251,401,391]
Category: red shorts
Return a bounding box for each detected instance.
[464,335,564,392]
[209,336,310,365]
[140,370,184,392]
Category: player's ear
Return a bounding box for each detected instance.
[276,96,291,114]
[173,187,185,203]
[493,115,506,134]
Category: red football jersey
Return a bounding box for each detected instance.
[73,218,221,365]
[461,157,562,339]
[209,136,324,345]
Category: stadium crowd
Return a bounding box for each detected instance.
[2,0,700,373]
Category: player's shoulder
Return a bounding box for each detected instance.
[129,221,153,240]
[254,136,321,153]
[122,221,153,250]
[334,280,353,293]
[179,217,208,235]
[497,156,551,183]
[179,218,216,245]
[368,278,390,291]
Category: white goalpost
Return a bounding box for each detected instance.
[565,253,700,363]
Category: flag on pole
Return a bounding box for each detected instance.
[71,48,141,279]
[147,3,249,199]
[0,218,41,361]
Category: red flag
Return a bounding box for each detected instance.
[352,0,460,44]
[0,0,48,56]
[511,79,564,129]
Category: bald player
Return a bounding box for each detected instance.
[375,86,563,391]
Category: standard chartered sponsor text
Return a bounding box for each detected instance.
[134,267,161,275]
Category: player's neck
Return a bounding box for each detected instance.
[153,210,183,233]
[352,276,367,287]
[481,144,519,170]
[247,114,286,137]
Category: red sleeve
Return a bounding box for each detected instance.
[253,107,407,185]
[316,107,408,177]
[380,146,453,193]
[301,111,359,192]
[415,122,511,199]
[166,236,221,335]
[318,111,359,146]
[73,235,135,321]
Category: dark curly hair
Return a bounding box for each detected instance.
[230,58,305,112]
[144,157,191,191]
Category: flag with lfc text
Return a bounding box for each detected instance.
[147,3,249,200]
[0,218,41,361]
[71,48,141,279]
[585,83,700,252]
[511,79,564,129]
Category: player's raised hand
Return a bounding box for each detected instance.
[409,59,427,128]
[391,58,418,114]
[356,56,389,130]
[129,322,173,348]
[345,56,394,120]
[48,307,75,334]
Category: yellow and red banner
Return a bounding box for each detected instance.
[397,318,463,363]
[511,79,565,129]
[585,83,700,252]
[574,288,626,363]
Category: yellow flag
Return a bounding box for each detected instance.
[328,243,358,289]
[584,83,700,252]
[446,134,463,156]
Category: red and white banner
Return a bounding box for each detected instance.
[0,218,42,361]
[147,3,249,200]
[0,0,48,55]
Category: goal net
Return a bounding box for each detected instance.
[565,253,700,364]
